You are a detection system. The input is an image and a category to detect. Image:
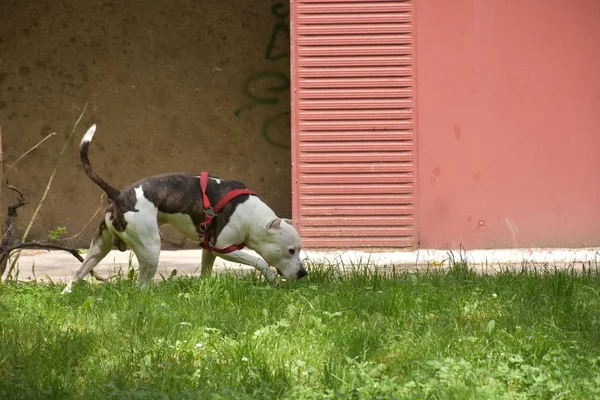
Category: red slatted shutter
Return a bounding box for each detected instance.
[291,0,416,250]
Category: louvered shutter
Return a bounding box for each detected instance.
[291,0,416,250]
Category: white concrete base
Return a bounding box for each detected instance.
[8,247,600,282]
[302,248,600,271]
[8,249,256,283]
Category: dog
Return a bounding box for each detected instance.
[62,124,306,293]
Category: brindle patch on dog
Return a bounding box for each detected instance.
[106,174,253,247]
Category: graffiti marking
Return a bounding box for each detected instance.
[234,72,290,117]
[262,111,291,149]
[235,1,291,149]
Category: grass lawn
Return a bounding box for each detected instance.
[1,263,600,399]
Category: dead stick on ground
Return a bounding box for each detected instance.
[0,182,106,282]
[0,243,107,282]
[6,104,88,278]
[0,242,84,271]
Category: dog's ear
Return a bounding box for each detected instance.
[266,218,282,230]
[283,218,294,226]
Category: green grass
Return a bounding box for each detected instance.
[2,263,600,399]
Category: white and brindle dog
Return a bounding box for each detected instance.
[62,124,306,293]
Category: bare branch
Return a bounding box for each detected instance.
[2,242,84,262]
[0,124,3,184]
[63,193,105,241]
[21,103,88,242]
[5,182,28,214]
[0,242,106,282]
[7,104,88,277]
[0,113,107,283]
[0,181,28,274]
[5,132,57,174]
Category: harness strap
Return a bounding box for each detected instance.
[206,242,247,254]
[198,172,255,254]
[200,171,211,210]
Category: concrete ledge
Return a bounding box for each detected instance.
[303,248,600,268]
[8,249,255,282]
[7,247,600,282]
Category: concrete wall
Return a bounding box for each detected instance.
[0,0,291,247]
[416,0,600,249]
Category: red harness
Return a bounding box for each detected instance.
[198,172,255,254]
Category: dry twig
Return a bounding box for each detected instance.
[4,132,57,174]
[21,103,88,242]
[63,193,106,241]
[0,181,106,282]
[0,106,106,282]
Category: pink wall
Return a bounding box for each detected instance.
[416,0,600,249]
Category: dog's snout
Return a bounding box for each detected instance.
[297,267,308,279]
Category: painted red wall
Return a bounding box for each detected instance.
[416,0,600,249]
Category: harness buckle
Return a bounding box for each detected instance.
[198,171,254,254]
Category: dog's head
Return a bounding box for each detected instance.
[256,218,307,280]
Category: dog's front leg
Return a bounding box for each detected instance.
[216,250,281,285]
[201,250,216,277]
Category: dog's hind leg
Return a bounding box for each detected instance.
[201,250,216,277]
[62,221,113,294]
[129,238,161,289]
[120,212,162,288]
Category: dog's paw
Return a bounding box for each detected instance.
[61,283,73,294]
[264,271,283,287]
[271,276,284,288]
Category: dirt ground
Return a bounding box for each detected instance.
[0,0,292,248]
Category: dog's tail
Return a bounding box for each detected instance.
[80,124,121,202]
